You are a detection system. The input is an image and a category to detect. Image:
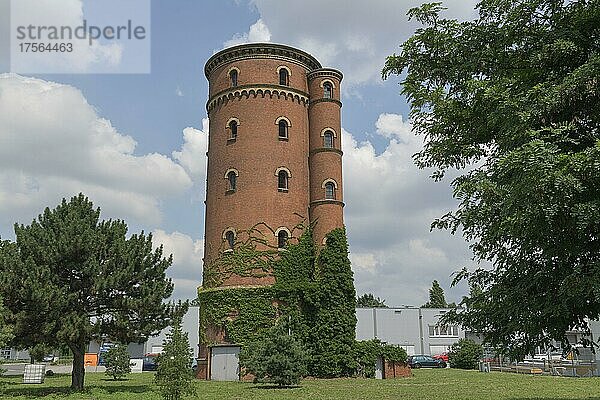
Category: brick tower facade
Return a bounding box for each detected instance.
[199,43,344,379]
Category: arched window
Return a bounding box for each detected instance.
[325,182,335,199]
[278,170,289,191]
[324,130,334,148]
[277,230,289,249]
[229,69,238,87]
[323,82,333,98]
[229,120,238,140]
[224,230,235,249]
[279,68,289,86]
[278,119,288,139]
[227,171,237,191]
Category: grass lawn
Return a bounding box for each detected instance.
[1,369,600,399]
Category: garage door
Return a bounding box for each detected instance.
[210,346,240,381]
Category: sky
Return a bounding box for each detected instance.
[0,0,481,306]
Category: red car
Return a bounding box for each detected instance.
[433,352,449,363]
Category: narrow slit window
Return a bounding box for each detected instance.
[323,82,333,98]
[278,170,289,191]
[225,231,235,249]
[324,131,334,148]
[230,69,238,87]
[227,171,237,191]
[278,120,288,139]
[229,120,238,140]
[277,230,289,249]
[279,68,289,86]
[325,182,335,199]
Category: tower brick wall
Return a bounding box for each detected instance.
[199,44,345,379]
[203,43,344,288]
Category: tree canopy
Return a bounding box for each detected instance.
[383,0,600,358]
[0,296,12,349]
[0,194,181,389]
[356,293,388,308]
[422,280,448,308]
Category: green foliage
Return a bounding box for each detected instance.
[309,228,357,377]
[0,296,12,349]
[356,293,388,308]
[198,287,276,346]
[448,339,483,370]
[422,281,448,308]
[202,223,280,288]
[104,344,132,381]
[383,0,600,358]
[197,227,357,379]
[28,344,52,363]
[353,339,407,378]
[0,194,180,390]
[240,325,308,387]
[155,320,196,400]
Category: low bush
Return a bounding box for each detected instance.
[448,339,483,369]
[240,325,308,387]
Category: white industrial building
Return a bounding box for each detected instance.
[356,307,465,356]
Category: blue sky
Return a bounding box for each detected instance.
[0,0,479,305]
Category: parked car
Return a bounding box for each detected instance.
[142,354,159,371]
[524,352,564,363]
[408,355,447,369]
[42,354,55,362]
[433,352,449,363]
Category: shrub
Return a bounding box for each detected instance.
[240,325,308,387]
[155,320,196,400]
[104,344,132,380]
[448,339,483,369]
[29,344,52,364]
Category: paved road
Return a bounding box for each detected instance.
[2,364,26,376]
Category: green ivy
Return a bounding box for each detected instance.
[197,227,358,378]
[197,287,275,346]
[308,228,357,377]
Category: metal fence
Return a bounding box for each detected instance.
[480,358,598,377]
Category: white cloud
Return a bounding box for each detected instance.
[350,252,379,274]
[343,113,471,306]
[242,0,478,87]
[375,113,413,140]
[152,230,203,301]
[0,73,193,230]
[176,87,184,97]
[172,119,209,181]
[223,18,272,48]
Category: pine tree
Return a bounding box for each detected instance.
[240,324,308,387]
[423,280,448,308]
[104,344,132,380]
[155,319,196,400]
[356,293,388,308]
[0,194,180,390]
